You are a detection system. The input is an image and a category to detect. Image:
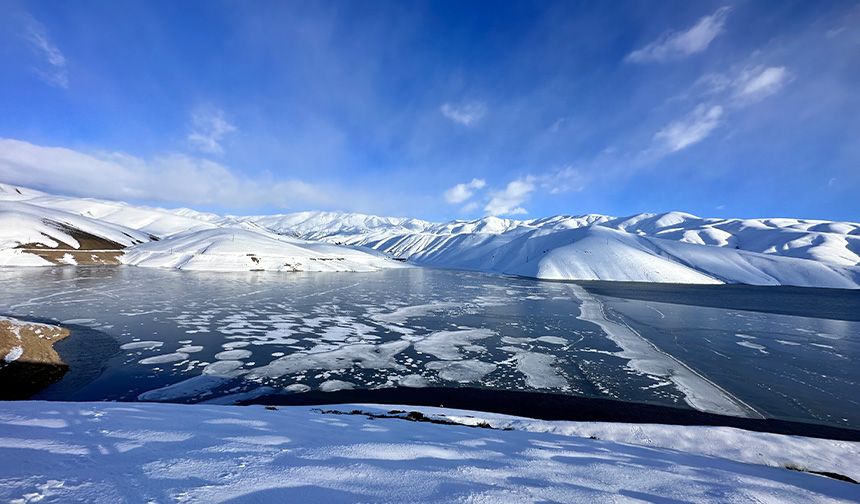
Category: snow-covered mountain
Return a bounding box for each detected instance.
[244,210,860,288]
[1,181,858,287]
[0,183,402,273]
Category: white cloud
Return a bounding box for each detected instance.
[22,14,68,88]
[734,66,790,101]
[187,107,237,155]
[440,102,487,126]
[0,138,328,209]
[654,104,723,152]
[443,178,486,204]
[627,7,731,63]
[484,177,535,216]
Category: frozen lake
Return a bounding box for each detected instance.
[1,267,857,429]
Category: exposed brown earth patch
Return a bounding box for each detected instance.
[14,220,141,265]
[0,317,71,399]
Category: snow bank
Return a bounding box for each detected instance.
[0,401,856,503]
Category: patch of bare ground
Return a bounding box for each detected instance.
[0,317,70,399]
[14,220,143,265]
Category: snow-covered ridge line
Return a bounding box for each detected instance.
[0,183,404,272]
[246,210,860,288]
[1,181,858,286]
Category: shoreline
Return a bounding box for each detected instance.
[239,386,860,442]
[0,316,70,399]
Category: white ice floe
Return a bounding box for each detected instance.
[1,401,856,503]
[413,328,494,360]
[318,379,355,392]
[426,359,497,383]
[138,352,189,365]
[247,340,410,379]
[120,341,164,350]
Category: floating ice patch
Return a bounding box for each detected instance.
[120,341,164,350]
[398,374,428,387]
[736,341,768,354]
[537,336,567,345]
[414,328,495,360]
[138,352,189,365]
[215,349,252,360]
[372,302,459,324]
[203,360,246,378]
[427,360,497,383]
[319,379,355,392]
[775,340,801,346]
[502,348,568,389]
[247,340,410,379]
[138,375,228,401]
[177,345,204,353]
[285,383,311,393]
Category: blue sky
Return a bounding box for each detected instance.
[0,0,858,221]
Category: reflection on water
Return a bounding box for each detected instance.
[0,266,857,428]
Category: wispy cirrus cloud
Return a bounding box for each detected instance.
[187,107,237,155]
[733,66,791,101]
[440,101,487,126]
[627,7,731,63]
[21,14,68,88]
[654,104,724,152]
[443,178,486,204]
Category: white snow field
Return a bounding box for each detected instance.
[2,181,859,286]
[0,402,857,503]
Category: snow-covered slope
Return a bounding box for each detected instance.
[0,199,153,266]
[248,210,860,288]
[0,182,218,237]
[0,401,856,503]
[2,182,858,286]
[122,227,404,272]
[0,183,404,272]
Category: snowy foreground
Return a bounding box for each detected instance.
[0,401,857,503]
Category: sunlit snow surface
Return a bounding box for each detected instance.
[1,402,858,503]
[0,267,857,427]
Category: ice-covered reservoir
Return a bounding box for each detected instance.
[1,266,857,429]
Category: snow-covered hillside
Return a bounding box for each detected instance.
[2,182,858,286]
[122,227,404,272]
[248,210,860,288]
[0,183,403,272]
[0,401,856,503]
